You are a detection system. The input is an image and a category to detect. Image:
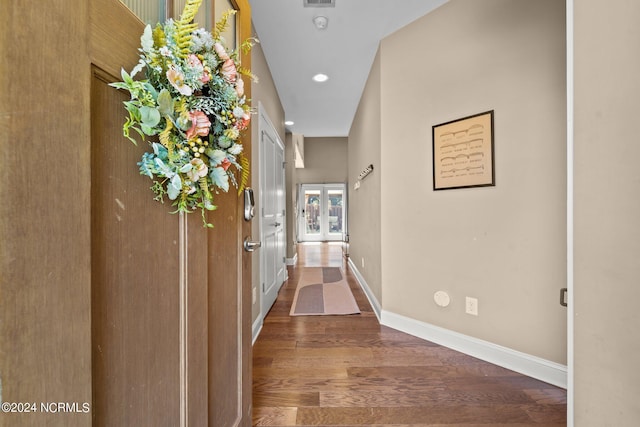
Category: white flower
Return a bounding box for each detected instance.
[233,107,245,119]
[192,29,214,51]
[140,25,154,52]
[167,67,193,96]
[159,46,171,57]
[186,158,208,181]
[228,143,243,155]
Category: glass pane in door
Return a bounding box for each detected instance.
[327,189,343,234]
[304,190,321,235]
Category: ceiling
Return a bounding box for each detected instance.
[248,0,448,137]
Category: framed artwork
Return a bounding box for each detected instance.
[432,110,495,190]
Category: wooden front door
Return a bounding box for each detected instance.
[89,1,252,426]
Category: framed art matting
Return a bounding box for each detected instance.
[432,110,495,190]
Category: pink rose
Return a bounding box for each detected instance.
[235,76,244,97]
[187,54,202,68]
[235,113,250,131]
[221,59,237,82]
[186,111,211,139]
[214,43,230,61]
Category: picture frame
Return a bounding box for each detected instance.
[432,110,495,190]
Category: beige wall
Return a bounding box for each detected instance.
[574,0,640,423]
[350,0,567,364]
[293,137,348,247]
[348,49,383,305]
[250,28,286,325]
[295,137,348,184]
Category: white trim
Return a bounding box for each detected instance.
[566,0,575,423]
[347,257,566,388]
[347,258,382,321]
[381,310,568,389]
[286,253,298,266]
[252,317,263,345]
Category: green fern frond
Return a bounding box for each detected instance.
[175,0,203,55]
[237,153,250,195]
[175,23,199,55]
[159,119,177,160]
[177,0,202,27]
[152,24,166,48]
[240,37,258,55]
[213,9,237,40]
[237,66,258,83]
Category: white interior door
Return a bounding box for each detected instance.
[259,109,286,316]
[299,184,346,242]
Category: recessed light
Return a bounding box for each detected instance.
[312,73,329,83]
[285,120,294,126]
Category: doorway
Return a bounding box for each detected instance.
[299,183,346,242]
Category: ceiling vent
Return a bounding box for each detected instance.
[304,0,335,7]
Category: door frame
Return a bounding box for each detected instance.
[298,183,347,242]
[257,103,287,320]
[566,0,574,424]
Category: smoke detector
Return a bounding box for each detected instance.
[312,16,329,30]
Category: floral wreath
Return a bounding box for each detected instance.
[110,0,257,227]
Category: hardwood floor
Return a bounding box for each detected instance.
[252,243,567,426]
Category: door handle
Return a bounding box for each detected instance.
[273,222,281,227]
[243,237,262,252]
[560,288,568,307]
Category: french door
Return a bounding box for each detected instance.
[299,184,346,242]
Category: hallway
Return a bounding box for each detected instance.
[252,243,567,426]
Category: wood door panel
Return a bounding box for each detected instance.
[89,1,253,426]
[91,70,181,426]
[186,213,210,426]
[208,195,242,425]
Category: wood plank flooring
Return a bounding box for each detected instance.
[252,243,567,426]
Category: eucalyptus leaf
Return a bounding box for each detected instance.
[157,89,173,117]
[210,167,229,192]
[206,149,226,166]
[143,82,158,100]
[140,124,159,136]
[140,106,161,127]
[152,142,168,159]
[154,158,174,178]
[167,174,182,200]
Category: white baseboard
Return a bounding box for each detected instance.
[381,310,567,389]
[286,253,298,266]
[251,317,263,346]
[347,258,382,321]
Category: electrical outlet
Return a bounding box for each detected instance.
[252,287,257,305]
[465,297,478,316]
